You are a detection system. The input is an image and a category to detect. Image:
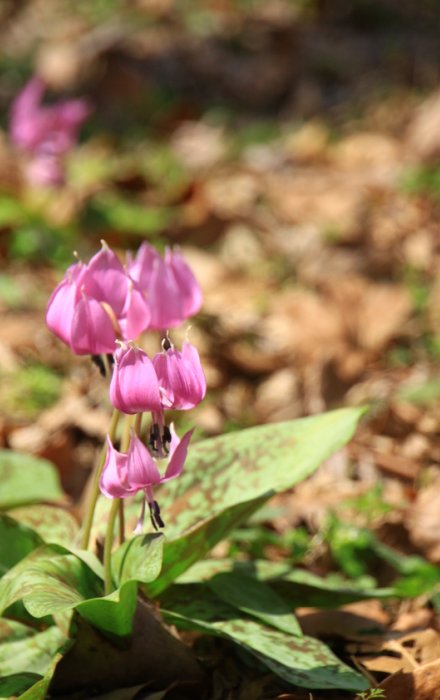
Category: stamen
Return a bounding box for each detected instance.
[162,424,171,454]
[149,423,160,452]
[91,354,106,377]
[148,500,165,530]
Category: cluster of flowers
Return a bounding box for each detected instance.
[10,77,89,186]
[46,242,205,530]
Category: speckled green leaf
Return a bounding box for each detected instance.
[208,571,302,636]
[0,516,43,577]
[0,451,63,509]
[0,545,102,619]
[7,506,79,548]
[0,619,65,678]
[17,653,63,699]
[161,589,368,692]
[112,533,164,587]
[178,559,394,606]
[146,495,268,597]
[161,408,364,538]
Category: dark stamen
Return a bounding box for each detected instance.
[106,353,115,367]
[162,336,172,351]
[149,423,160,452]
[162,425,172,454]
[148,500,165,530]
[91,355,106,377]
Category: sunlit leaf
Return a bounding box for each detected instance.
[0,451,63,509]
[7,506,79,548]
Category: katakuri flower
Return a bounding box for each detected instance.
[153,339,206,410]
[10,77,90,186]
[128,243,202,329]
[109,342,162,415]
[46,242,151,355]
[99,425,193,529]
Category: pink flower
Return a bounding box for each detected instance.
[46,243,151,355]
[153,340,206,410]
[128,243,202,329]
[110,343,162,415]
[10,77,90,186]
[99,426,193,529]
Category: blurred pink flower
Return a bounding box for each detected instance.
[10,77,90,186]
[128,243,202,329]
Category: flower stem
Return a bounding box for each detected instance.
[80,407,120,550]
[104,498,120,594]
[103,414,133,594]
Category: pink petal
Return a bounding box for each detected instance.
[163,426,194,482]
[110,344,162,414]
[182,342,206,401]
[118,281,151,340]
[168,248,203,318]
[82,243,128,316]
[148,257,184,330]
[127,432,161,489]
[25,153,64,186]
[70,294,116,355]
[153,345,205,410]
[45,261,84,346]
[127,242,161,288]
[99,437,132,499]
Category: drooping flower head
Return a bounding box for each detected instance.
[10,77,90,186]
[46,242,151,355]
[128,243,202,329]
[99,426,193,530]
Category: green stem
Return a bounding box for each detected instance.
[80,408,120,550]
[104,499,120,595]
[103,414,133,594]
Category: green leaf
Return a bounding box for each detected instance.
[0,620,65,677]
[75,580,138,637]
[0,451,63,509]
[0,545,102,619]
[0,544,140,637]
[0,516,43,577]
[208,571,302,636]
[89,193,174,235]
[17,653,64,699]
[146,495,268,596]
[178,559,394,607]
[161,408,364,538]
[0,674,40,698]
[7,506,79,548]
[161,590,368,692]
[112,533,164,587]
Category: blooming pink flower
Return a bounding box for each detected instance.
[46,242,151,355]
[99,426,193,529]
[128,243,202,329]
[110,343,162,415]
[10,77,90,186]
[153,340,206,410]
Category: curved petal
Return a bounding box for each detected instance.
[168,248,203,318]
[153,345,205,410]
[99,437,132,499]
[147,257,184,330]
[127,432,161,490]
[127,242,161,290]
[70,294,116,355]
[82,243,128,316]
[163,426,194,482]
[118,280,151,340]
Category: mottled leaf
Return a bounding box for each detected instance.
[0,451,63,509]
[161,408,364,538]
[17,653,63,699]
[112,533,164,587]
[161,588,368,692]
[0,622,65,677]
[178,558,394,606]
[208,571,302,636]
[146,496,268,597]
[8,506,79,548]
[0,516,43,577]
